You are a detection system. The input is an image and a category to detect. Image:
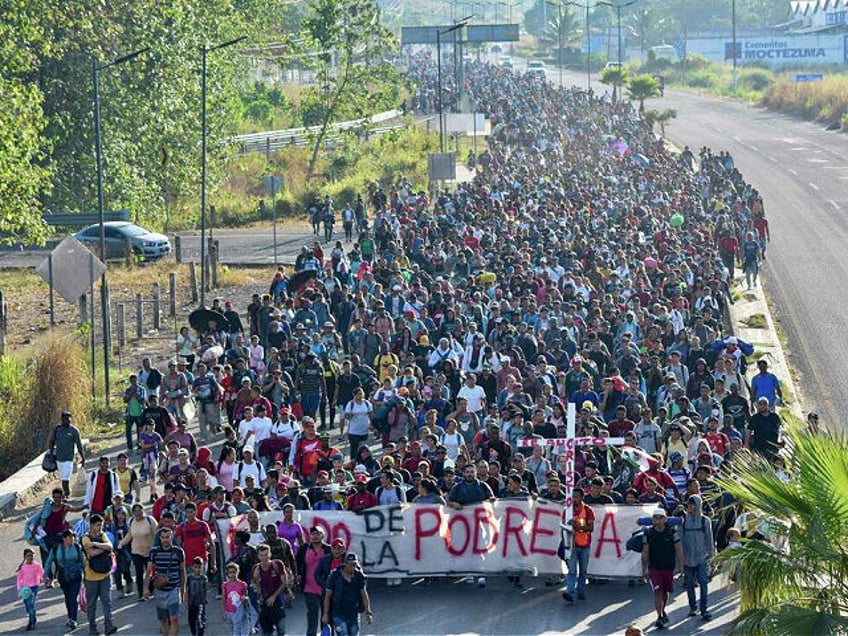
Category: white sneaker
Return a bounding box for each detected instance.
[477,577,487,588]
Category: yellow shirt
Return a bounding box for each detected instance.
[82,533,112,581]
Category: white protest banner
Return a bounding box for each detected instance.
[216,502,653,578]
[518,436,627,448]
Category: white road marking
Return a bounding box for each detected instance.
[829,200,840,210]
[809,182,819,190]
[807,159,829,163]
[824,166,848,169]
[788,168,797,175]
[747,144,759,151]
[769,156,778,163]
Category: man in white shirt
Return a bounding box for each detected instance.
[237,407,256,444]
[236,446,267,487]
[458,373,487,419]
[248,404,274,448]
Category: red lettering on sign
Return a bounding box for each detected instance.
[446,514,471,556]
[472,505,499,555]
[502,506,529,558]
[594,511,622,560]
[413,507,443,561]
[312,517,352,550]
[530,506,559,556]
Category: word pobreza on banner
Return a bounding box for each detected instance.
[216,503,654,578]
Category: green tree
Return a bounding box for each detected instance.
[626,74,660,113]
[290,0,403,179]
[715,430,848,635]
[0,9,51,245]
[600,66,628,102]
[538,5,582,62]
[6,0,279,232]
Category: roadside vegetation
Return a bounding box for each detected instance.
[0,334,91,480]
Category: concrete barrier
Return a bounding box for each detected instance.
[0,440,89,520]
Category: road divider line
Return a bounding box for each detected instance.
[788,168,797,175]
[829,200,840,210]
[809,182,819,191]
[769,156,778,163]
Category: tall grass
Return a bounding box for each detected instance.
[216,123,438,223]
[0,334,91,480]
[762,75,848,128]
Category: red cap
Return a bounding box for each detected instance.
[317,470,329,478]
[332,538,346,548]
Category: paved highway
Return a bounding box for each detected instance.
[602,76,840,427]
[1,69,838,635]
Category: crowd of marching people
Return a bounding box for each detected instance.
[20,57,794,634]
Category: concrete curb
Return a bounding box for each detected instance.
[0,440,89,520]
[726,276,804,420]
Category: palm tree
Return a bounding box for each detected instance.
[537,5,581,64]
[714,429,848,635]
[626,74,660,113]
[599,66,628,102]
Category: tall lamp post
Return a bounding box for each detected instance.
[437,17,471,153]
[201,36,245,308]
[93,46,149,405]
[560,1,591,91]
[599,0,636,100]
[731,0,738,91]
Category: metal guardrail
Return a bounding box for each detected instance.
[230,109,403,154]
[42,210,131,227]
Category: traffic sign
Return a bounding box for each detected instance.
[791,73,824,83]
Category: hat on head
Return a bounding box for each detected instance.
[669,451,684,462]
[354,464,368,474]
[177,448,189,457]
[242,446,254,455]
[317,470,329,479]
[345,553,359,564]
[332,538,345,548]
[652,508,667,518]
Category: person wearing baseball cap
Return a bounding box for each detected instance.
[323,549,372,633]
[295,526,332,636]
[643,507,684,629]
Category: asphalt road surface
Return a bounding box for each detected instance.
[572,72,838,427]
[3,70,839,635]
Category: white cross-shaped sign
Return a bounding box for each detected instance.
[518,403,628,546]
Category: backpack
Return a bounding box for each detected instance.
[24,497,53,545]
[625,528,647,553]
[128,515,155,531]
[58,542,84,581]
[372,402,393,433]
[86,533,114,574]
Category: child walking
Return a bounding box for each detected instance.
[17,547,44,631]
[222,562,250,636]
[187,557,209,636]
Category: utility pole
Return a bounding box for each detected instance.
[732,0,738,91]
[200,36,245,308]
[92,46,148,405]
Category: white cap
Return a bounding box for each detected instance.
[652,508,667,518]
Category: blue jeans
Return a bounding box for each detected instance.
[22,585,38,625]
[301,393,322,419]
[684,562,710,613]
[85,577,114,632]
[333,615,361,636]
[566,546,590,595]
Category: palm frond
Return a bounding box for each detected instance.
[730,603,848,636]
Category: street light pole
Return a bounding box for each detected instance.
[561,1,591,92]
[200,36,245,308]
[92,46,148,406]
[731,0,738,91]
[436,18,470,153]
